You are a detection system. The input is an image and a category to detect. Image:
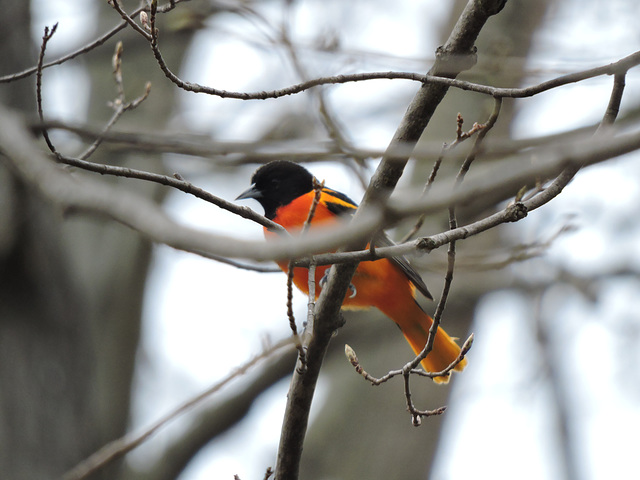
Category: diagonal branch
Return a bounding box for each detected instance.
[4,100,640,268]
[54,153,285,233]
[273,1,508,479]
[107,0,153,41]
[0,0,187,84]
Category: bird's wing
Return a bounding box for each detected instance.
[321,186,433,300]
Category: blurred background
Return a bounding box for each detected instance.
[1,0,640,479]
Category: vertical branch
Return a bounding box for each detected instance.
[38,35,151,163]
[36,24,59,156]
[437,97,502,319]
[286,267,300,348]
[454,97,502,183]
[402,113,486,243]
[597,72,626,131]
[402,98,501,421]
[306,259,318,332]
[77,42,151,161]
[519,69,628,480]
[409,97,502,372]
[274,2,507,478]
[286,178,325,366]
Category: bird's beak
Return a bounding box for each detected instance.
[235,184,262,201]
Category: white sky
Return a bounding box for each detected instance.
[30,1,640,479]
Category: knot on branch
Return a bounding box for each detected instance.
[434,45,478,76]
[506,201,528,222]
[480,0,508,15]
[416,237,437,253]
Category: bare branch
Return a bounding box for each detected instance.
[78,42,152,161]
[107,0,153,41]
[54,153,285,233]
[341,69,630,424]
[274,1,507,478]
[287,179,325,366]
[32,113,639,166]
[141,4,640,104]
[36,24,59,156]
[144,47,640,102]
[0,0,187,84]
[344,334,473,387]
[5,101,640,271]
[524,67,628,213]
[401,111,491,243]
[134,348,296,480]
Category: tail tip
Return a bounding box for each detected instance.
[432,357,467,384]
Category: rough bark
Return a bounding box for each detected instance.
[0,2,198,478]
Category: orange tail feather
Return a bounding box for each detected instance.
[383,300,467,384]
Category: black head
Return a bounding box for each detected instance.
[236,160,314,219]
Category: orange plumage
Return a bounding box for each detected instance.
[237,161,467,383]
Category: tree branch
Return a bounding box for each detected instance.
[36,23,59,156]
[273,1,507,479]
[3,102,640,269]
[137,0,639,104]
[31,107,640,166]
[0,0,187,84]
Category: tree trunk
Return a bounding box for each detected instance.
[0,1,199,478]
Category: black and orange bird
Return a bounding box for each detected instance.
[236,160,466,383]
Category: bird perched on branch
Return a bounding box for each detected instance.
[236,160,466,383]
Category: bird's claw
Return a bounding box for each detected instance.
[319,271,356,298]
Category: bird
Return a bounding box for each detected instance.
[236,160,467,383]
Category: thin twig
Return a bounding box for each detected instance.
[286,265,300,349]
[0,0,186,84]
[525,69,628,213]
[344,334,474,386]
[306,259,317,332]
[286,178,325,366]
[196,255,280,273]
[392,100,501,421]
[401,112,489,243]
[36,24,59,156]
[55,153,286,233]
[78,42,152,161]
[107,0,153,41]
[5,99,640,267]
[406,98,502,372]
[143,17,640,103]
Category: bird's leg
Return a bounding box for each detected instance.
[319,270,357,298]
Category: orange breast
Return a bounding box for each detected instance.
[266,191,416,311]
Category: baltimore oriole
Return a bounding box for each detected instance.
[236,160,466,383]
